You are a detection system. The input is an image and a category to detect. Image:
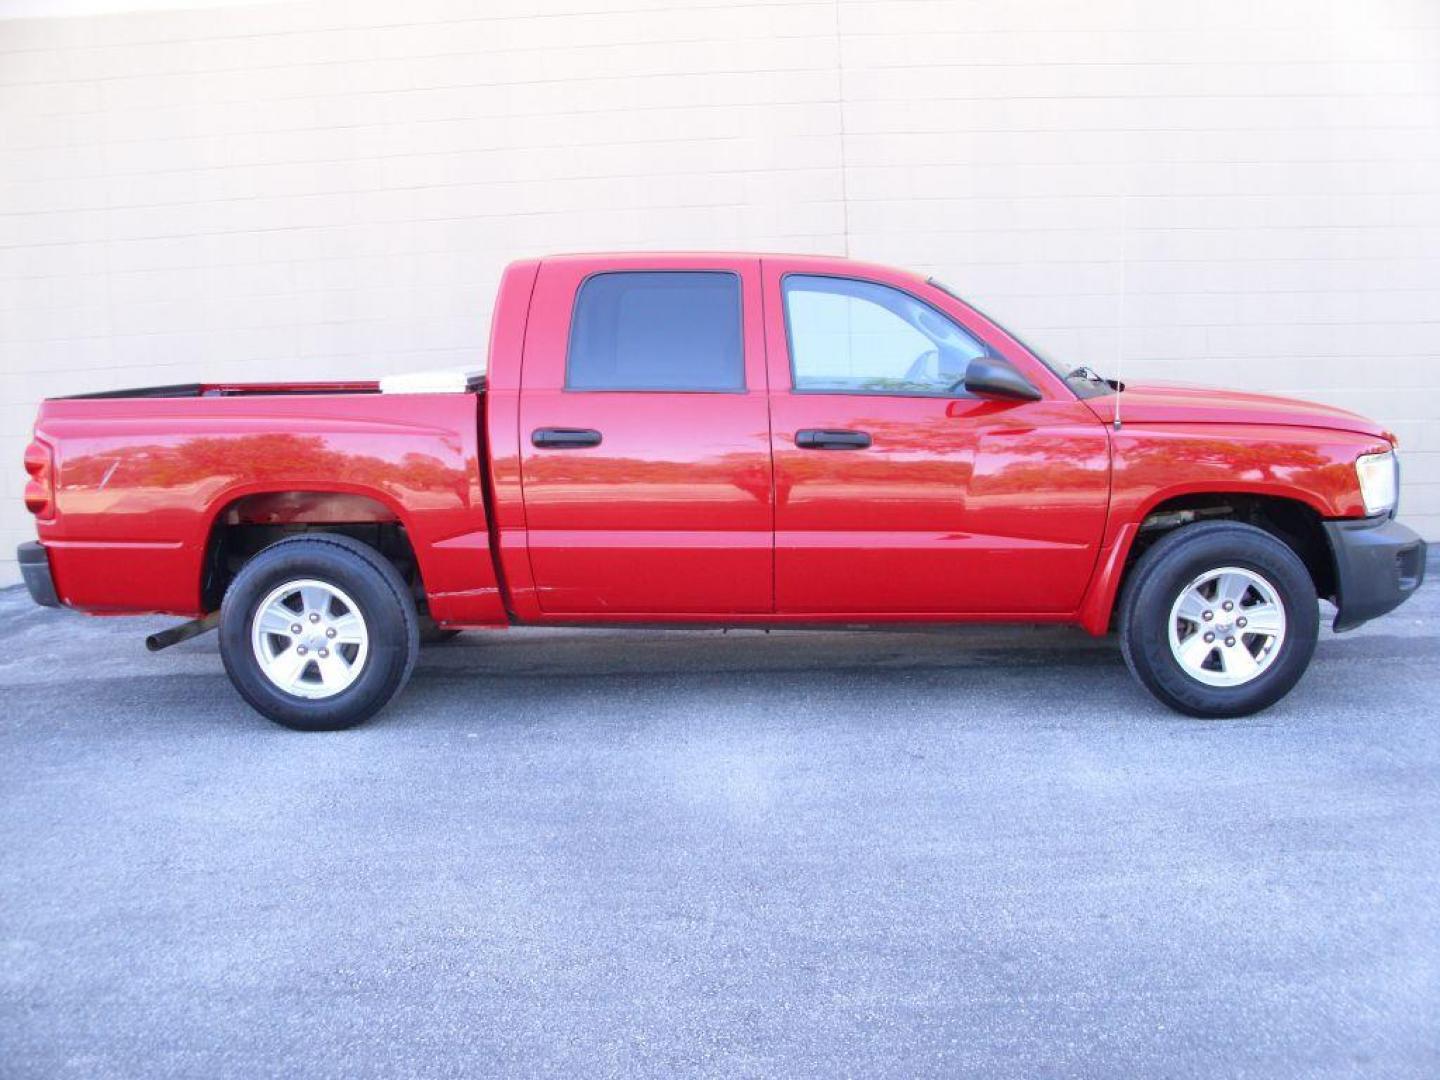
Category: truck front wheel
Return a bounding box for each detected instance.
[219,534,419,730]
[1118,522,1320,718]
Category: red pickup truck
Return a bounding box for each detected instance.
[19,253,1426,729]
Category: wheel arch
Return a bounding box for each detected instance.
[199,486,429,613]
[1080,489,1337,635]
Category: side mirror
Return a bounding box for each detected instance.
[962,356,1042,402]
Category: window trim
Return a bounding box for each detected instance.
[563,269,748,394]
[778,272,995,399]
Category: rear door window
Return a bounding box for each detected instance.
[567,271,744,391]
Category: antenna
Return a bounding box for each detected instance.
[1113,194,1128,430]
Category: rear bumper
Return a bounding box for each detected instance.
[1324,517,1427,632]
[17,542,60,608]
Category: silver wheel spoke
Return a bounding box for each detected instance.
[267,646,310,690]
[300,585,333,618]
[1241,602,1284,636]
[315,652,351,690]
[328,612,365,645]
[1175,589,1209,624]
[1219,642,1260,681]
[257,604,298,637]
[1216,572,1251,608]
[1177,633,1216,671]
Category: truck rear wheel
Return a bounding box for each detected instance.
[219,534,419,731]
[1118,522,1319,718]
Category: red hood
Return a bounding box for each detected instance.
[1083,381,1389,440]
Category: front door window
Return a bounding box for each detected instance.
[783,275,989,397]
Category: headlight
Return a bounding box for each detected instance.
[1356,449,1398,516]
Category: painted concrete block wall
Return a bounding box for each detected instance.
[2,0,1437,586]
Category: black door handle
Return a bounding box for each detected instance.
[795,429,871,450]
[532,427,603,449]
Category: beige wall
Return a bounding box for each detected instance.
[3,0,1438,585]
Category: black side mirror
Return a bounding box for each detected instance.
[961,356,1042,402]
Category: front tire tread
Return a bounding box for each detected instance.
[1117,521,1319,718]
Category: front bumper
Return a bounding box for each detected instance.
[17,542,60,608]
[1324,517,1427,631]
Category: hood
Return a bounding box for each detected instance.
[1083,380,1389,440]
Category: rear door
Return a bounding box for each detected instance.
[518,256,773,615]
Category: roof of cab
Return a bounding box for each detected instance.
[526,252,932,289]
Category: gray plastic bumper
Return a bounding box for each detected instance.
[17,542,60,608]
[1323,517,1427,632]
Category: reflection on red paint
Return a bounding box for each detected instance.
[23,252,1389,635]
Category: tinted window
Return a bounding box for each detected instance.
[783,275,989,395]
[567,271,744,391]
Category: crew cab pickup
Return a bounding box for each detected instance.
[18,253,1427,729]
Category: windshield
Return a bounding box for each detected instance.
[925,278,1115,399]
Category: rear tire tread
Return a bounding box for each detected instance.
[219,534,419,730]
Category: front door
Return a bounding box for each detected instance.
[763,260,1110,616]
[519,256,773,615]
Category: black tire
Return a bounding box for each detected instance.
[219,534,419,731]
[1118,522,1319,718]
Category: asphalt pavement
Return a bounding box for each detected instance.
[2,560,1437,1078]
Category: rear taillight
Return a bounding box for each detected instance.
[23,439,54,519]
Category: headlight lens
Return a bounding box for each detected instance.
[1356,450,1398,516]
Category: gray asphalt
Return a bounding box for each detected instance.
[1,563,1437,1079]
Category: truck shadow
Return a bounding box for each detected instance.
[408,625,1126,684]
[9,592,1420,733]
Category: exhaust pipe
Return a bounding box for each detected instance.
[146,612,220,652]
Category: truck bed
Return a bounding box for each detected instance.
[27,385,507,626]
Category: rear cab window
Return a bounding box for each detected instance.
[567,271,744,391]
